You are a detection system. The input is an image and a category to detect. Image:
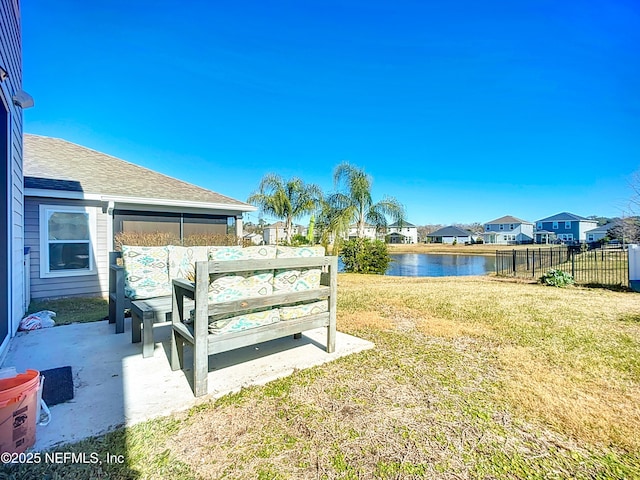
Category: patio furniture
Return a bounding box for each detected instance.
[109,245,209,352]
[171,252,338,397]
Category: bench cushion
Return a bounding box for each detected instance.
[273,246,325,292]
[279,300,329,320]
[207,309,281,335]
[122,246,170,300]
[168,246,209,281]
[208,245,277,302]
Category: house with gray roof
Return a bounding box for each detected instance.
[385,221,418,244]
[482,215,534,245]
[585,222,617,243]
[262,221,307,245]
[534,212,597,244]
[426,226,474,244]
[23,134,255,300]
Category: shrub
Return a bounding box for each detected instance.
[289,234,310,246]
[539,269,575,287]
[340,238,391,274]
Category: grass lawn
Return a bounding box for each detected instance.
[3,276,640,479]
[25,297,108,326]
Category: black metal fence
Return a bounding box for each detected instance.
[496,246,629,287]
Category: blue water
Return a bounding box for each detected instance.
[339,253,496,277]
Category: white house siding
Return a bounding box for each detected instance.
[386,226,418,244]
[484,223,533,244]
[1,0,24,354]
[25,197,110,299]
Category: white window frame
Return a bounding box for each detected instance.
[553,221,558,229]
[499,224,504,230]
[565,221,571,229]
[39,204,97,278]
[537,222,542,230]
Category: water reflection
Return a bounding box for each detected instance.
[387,253,495,277]
[338,253,495,277]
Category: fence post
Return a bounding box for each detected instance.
[512,250,517,275]
[532,250,536,277]
[526,248,530,271]
[571,250,575,278]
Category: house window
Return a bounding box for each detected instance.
[588,234,594,242]
[565,221,571,229]
[499,224,504,230]
[553,222,558,229]
[486,225,491,231]
[537,222,542,230]
[39,205,96,278]
[509,224,514,230]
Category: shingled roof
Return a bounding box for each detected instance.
[485,215,532,225]
[23,134,253,210]
[427,226,473,237]
[536,212,593,223]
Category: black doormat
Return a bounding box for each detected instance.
[40,366,74,406]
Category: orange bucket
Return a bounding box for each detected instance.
[0,369,40,454]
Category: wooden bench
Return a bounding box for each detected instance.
[130,297,196,358]
[108,252,127,335]
[109,251,180,355]
[171,256,338,397]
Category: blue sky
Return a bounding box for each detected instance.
[22,0,640,226]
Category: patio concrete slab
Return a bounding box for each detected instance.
[1,318,373,451]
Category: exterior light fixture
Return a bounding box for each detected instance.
[12,90,34,109]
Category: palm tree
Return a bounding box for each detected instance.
[328,162,405,240]
[247,174,322,245]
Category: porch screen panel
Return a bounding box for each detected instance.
[183,217,228,236]
[114,212,181,243]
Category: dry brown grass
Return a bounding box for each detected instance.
[113,231,239,250]
[7,275,640,479]
[337,274,640,453]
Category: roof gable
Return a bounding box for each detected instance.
[537,212,594,223]
[486,215,531,225]
[388,220,416,228]
[23,134,253,209]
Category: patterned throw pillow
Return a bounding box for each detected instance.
[121,246,170,300]
[279,300,329,321]
[273,246,325,292]
[208,245,277,302]
[167,246,209,281]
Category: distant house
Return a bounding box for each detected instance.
[482,215,534,245]
[426,226,474,244]
[2,0,32,354]
[346,223,378,241]
[262,222,307,245]
[385,221,418,244]
[534,212,598,244]
[585,222,617,243]
[243,232,263,245]
[23,134,255,300]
